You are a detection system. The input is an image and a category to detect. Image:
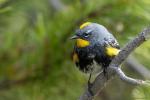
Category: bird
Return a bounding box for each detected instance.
[70,22,120,94]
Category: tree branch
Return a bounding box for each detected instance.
[112,67,150,85]
[49,0,65,12]
[125,56,150,79]
[79,27,150,100]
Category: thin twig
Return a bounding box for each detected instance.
[111,67,149,85]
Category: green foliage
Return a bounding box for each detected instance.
[133,86,150,100]
[0,0,150,100]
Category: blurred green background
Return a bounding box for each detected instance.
[0,0,150,100]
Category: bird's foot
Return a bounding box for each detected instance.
[88,80,94,96]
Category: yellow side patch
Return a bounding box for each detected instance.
[80,22,91,29]
[76,38,90,48]
[73,53,79,63]
[106,47,120,57]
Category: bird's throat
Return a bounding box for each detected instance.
[76,39,90,48]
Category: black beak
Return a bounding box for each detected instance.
[69,35,79,39]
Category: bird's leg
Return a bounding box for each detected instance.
[88,73,94,96]
[103,67,108,80]
[103,67,107,76]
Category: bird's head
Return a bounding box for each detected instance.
[70,22,109,48]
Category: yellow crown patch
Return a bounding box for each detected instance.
[80,22,91,29]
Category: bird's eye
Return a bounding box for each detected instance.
[84,30,92,38]
[84,32,89,37]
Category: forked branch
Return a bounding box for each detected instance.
[79,27,150,100]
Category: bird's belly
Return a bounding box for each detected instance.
[78,59,102,74]
[88,60,102,74]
